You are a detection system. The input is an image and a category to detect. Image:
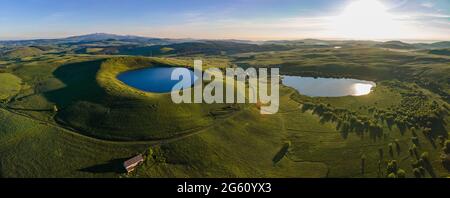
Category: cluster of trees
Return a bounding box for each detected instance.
[415,78,450,103]
[372,139,435,178]
[372,97,445,136]
[302,102,384,140]
[388,139,402,157]
[441,140,450,171]
[382,82,447,136]
[297,80,448,177]
[145,146,167,165]
[408,132,437,178]
[369,135,440,178]
[386,160,406,178]
[301,85,448,143]
[411,152,436,178]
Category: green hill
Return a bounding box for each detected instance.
[427,49,450,56]
[375,41,416,49]
[47,57,237,141]
[75,41,294,56]
[1,46,44,59]
[0,73,22,101]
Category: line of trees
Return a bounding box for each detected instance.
[441,140,450,171]
[300,87,448,141]
[302,102,384,140]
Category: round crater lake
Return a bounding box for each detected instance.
[118,67,198,93]
[281,76,376,97]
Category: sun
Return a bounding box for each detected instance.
[331,0,408,40]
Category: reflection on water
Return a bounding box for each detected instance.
[281,76,376,97]
[352,83,374,96]
[118,67,198,93]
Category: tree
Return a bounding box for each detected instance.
[441,154,450,171]
[419,152,436,177]
[412,168,422,178]
[147,146,166,163]
[423,128,432,139]
[411,136,419,146]
[441,140,450,171]
[378,148,384,159]
[394,139,401,155]
[361,154,366,175]
[418,167,426,176]
[420,152,429,163]
[377,160,382,177]
[397,169,406,178]
[409,144,418,159]
[387,160,398,175]
[388,143,394,157]
[388,173,397,178]
[444,140,450,154]
[410,127,417,137]
[437,135,445,147]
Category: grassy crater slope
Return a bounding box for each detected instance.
[0,73,22,101]
[0,47,44,59]
[51,57,232,141]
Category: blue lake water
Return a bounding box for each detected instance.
[117,67,198,93]
[118,67,375,96]
[282,76,376,97]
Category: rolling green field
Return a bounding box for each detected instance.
[0,42,449,178]
[0,73,22,101]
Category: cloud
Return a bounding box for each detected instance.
[421,2,434,8]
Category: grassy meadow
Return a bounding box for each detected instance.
[0,42,448,178]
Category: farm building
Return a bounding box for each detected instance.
[123,154,144,173]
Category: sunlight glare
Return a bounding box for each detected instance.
[331,0,408,40]
[352,83,374,96]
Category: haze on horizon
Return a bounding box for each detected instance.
[1,0,449,41]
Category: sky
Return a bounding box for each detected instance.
[0,0,449,41]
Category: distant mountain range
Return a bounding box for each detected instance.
[375,40,450,50]
[0,33,187,47]
[1,33,449,49]
[65,33,165,42]
[1,33,450,59]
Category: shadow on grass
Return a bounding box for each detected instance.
[79,158,128,174]
[7,107,53,112]
[272,143,290,165]
[44,59,106,107]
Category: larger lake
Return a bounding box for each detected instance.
[118,67,198,93]
[282,76,376,97]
